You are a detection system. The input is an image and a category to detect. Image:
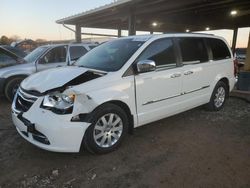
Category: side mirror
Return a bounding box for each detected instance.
[137,60,156,73]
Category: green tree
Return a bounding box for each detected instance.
[0,35,10,45]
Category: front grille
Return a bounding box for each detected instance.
[15,88,38,113]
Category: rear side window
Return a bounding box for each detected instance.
[207,38,231,60]
[70,46,88,61]
[137,38,177,67]
[178,38,208,64]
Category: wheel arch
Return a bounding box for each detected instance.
[99,100,134,134]
[3,74,28,101]
[4,74,28,87]
[218,77,230,97]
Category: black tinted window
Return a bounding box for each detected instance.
[138,38,176,67]
[43,46,67,63]
[207,38,231,60]
[70,46,88,61]
[178,38,208,64]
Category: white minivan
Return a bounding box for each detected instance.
[12,34,236,154]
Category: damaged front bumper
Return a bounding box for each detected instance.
[12,90,92,153]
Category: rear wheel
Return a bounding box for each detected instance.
[4,77,24,102]
[206,81,228,111]
[83,103,128,154]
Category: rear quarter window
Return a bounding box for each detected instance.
[206,38,231,60]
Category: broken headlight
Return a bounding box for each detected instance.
[42,93,75,114]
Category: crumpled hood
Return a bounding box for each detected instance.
[21,66,98,93]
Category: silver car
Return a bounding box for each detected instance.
[0,43,97,101]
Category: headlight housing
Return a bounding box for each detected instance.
[41,93,75,114]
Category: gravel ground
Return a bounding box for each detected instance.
[0,96,250,188]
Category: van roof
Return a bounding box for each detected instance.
[120,33,224,43]
[39,42,98,48]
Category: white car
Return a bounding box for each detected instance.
[12,34,236,154]
[0,43,97,101]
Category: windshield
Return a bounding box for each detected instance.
[75,38,145,72]
[24,46,49,63]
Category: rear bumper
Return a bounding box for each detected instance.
[229,77,237,92]
[0,78,5,96]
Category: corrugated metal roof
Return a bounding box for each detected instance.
[56,0,132,24]
[56,0,250,32]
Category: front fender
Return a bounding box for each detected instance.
[64,76,137,125]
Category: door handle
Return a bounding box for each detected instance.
[170,73,181,78]
[184,71,194,75]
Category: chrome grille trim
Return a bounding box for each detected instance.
[19,88,38,101]
[13,88,39,113]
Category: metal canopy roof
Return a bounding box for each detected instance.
[56,0,250,32]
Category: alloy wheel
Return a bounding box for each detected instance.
[93,113,123,148]
[214,86,226,108]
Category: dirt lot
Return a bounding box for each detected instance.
[0,96,250,188]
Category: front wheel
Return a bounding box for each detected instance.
[4,77,24,102]
[206,81,228,111]
[83,103,128,154]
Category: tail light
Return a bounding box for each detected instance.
[233,59,238,77]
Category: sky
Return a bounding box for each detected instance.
[0,0,114,40]
[0,0,249,48]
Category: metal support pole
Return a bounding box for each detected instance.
[244,32,250,71]
[232,27,238,55]
[75,24,81,43]
[118,28,122,38]
[128,13,136,36]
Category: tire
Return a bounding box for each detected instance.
[206,81,228,111]
[83,103,128,154]
[4,77,24,102]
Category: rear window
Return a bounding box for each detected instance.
[178,38,208,64]
[207,38,231,60]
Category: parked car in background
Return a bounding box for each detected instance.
[12,34,236,154]
[235,48,247,67]
[0,43,97,101]
[0,46,25,69]
[11,39,38,54]
[0,45,27,58]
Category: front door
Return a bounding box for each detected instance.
[135,38,183,126]
[36,45,68,71]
